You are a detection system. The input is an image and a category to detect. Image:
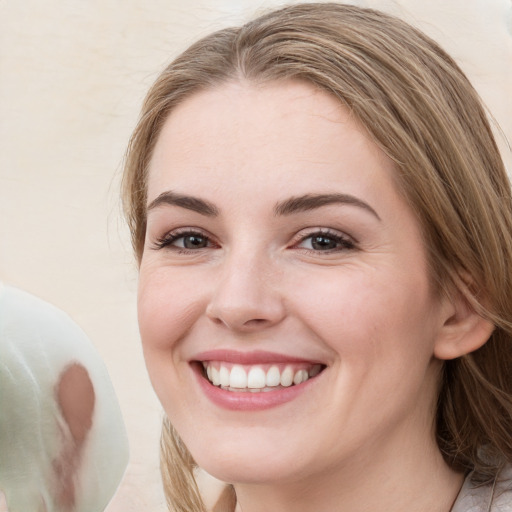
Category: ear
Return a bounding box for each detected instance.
[434,287,494,360]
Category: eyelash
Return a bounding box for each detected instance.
[152,228,355,253]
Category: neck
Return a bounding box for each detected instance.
[232,433,464,512]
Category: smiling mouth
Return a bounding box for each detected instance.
[200,361,325,392]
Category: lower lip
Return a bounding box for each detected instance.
[193,364,317,411]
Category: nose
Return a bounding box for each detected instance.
[206,253,286,332]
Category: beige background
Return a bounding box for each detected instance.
[0,1,511,510]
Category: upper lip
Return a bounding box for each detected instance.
[192,349,324,365]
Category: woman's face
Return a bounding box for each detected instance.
[138,80,451,484]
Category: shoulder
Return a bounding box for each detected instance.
[452,465,512,512]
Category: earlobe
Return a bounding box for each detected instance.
[433,290,495,360]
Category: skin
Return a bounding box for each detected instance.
[138,80,470,512]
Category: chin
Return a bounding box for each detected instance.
[184,429,313,485]
[198,455,302,486]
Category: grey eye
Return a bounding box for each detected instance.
[296,231,355,252]
[178,234,209,249]
[309,235,339,250]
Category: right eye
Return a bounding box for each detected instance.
[153,230,215,251]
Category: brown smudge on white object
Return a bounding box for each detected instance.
[57,364,95,446]
[53,363,95,510]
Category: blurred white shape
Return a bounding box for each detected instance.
[0,284,129,512]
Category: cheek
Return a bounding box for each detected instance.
[290,269,441,436]
[137,267,207,357]
[137,268,205,414]
[288,264,437,361]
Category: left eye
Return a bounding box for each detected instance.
[297,232,354,251]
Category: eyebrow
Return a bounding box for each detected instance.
[147,190,380,221]
[274,193,381,220]
[147,191,219,217]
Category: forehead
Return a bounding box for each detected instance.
[147,80,396,207]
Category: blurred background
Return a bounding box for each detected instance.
[1,0,511,510]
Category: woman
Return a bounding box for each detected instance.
[122,4,512,511]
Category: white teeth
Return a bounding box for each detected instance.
[266,366,281,387]
[229,365,247,388]
[280,366,294,387]
[248,367,266,388]
[293,369,308,385]
[203,362,323,390]
[219,366,230,387]
[211,366,220,386]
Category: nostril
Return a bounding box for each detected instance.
[244,318,267,325]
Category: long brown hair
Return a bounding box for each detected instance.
[123,4,512,510]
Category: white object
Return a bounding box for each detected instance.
[0,284,129,512]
